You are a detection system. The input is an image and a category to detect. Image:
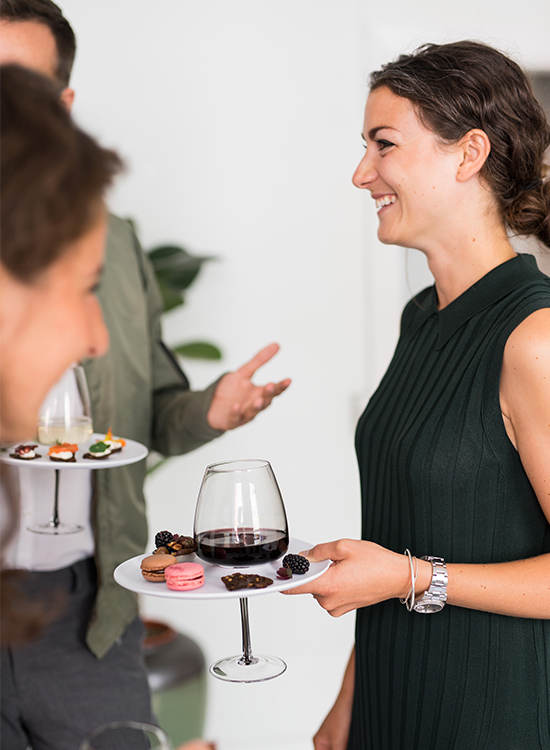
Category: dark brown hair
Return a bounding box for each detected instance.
[0,65,120,644]
[1,64,122,283]
[370,41,550,249]
[0,0,76,85]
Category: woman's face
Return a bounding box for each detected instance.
[0,212,109,443]
[352,86,463,251]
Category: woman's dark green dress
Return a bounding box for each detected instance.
[349,254,550,749]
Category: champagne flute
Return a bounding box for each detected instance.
[194,459,289,682]
[80,721,173,750]
[29,364,92,535]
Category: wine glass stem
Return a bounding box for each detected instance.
[238,597,257,666]
[52,469,61,528]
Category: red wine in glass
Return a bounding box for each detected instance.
[196,527,289,566]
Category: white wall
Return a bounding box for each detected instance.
[59,2,550,748]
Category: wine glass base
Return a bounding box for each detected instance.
[209,654,287,683]
[27,523,84,536]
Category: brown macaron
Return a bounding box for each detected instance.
[140,554,177,582]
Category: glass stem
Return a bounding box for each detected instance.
[238,597,258,666]
[52,469,61,528]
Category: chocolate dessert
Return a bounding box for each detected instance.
[221,573,274,591]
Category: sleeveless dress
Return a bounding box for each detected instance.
[349,254,550,750]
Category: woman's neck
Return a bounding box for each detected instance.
[422,220,516,310]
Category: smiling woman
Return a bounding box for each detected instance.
[0,64,122,445]
[0,64,121,645]
[285,41,550,750]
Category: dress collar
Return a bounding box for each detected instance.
[409,254,543,349]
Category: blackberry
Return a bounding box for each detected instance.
[282,553,310,575]
[155,530,174,548]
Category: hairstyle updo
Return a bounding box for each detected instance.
[370,40,550,249]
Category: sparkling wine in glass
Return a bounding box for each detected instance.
[37,364,93,444]
[194,459,289,682]
[79,721,173,750]
[29,364,92,535]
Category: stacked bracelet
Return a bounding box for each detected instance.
[400,549,418,612]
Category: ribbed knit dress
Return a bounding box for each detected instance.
[349,254,550,750]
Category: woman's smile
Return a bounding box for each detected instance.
[373,194,397,212]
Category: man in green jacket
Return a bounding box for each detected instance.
[0,2,290,747]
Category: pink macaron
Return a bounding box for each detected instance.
[165,562,205,591]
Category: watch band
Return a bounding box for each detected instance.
[413,556,447,613]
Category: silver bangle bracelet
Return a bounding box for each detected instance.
[399,549,418,612]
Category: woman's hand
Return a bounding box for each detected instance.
[176,741,216,750]
[283,539,430,617]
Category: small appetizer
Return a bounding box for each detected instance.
[221,573,274,591]
[101,428,126,453]
[165,562,205,591]
[83,441,112,460]
[10,444,41,461]
[140,554,177,582]
[48,443,78,462]
[153,530,197,557]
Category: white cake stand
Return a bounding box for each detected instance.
[115,538,330,683]
[1,434,148,534]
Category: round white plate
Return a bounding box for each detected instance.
[114,538,330,600]
[0,433,148,470]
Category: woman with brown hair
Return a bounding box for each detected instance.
[0,63,120,445]
[0,64,216,750]
[287,41,550,749]
[0,62,119,644]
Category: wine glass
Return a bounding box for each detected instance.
[79,721,173,750]
[29,364,93,535]
[194,459,289,683]
[37,364,93,445]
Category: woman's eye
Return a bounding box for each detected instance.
[376,139,394,151]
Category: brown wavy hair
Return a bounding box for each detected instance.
[1,64,122,283]
[370,41,550,249]
[1,65,121,645]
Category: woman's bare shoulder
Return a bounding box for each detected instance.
[503,307,550,370]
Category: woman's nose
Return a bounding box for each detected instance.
[352,151,377,189]
[86,297,109,359]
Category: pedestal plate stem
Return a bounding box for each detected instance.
[239,597,256,666]
[52,469,61,528]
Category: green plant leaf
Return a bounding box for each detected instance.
[161,264,202,291]
[172,342,223,360]
[155,277,185,312]
[149,245,216,291]
[148,245,187,263]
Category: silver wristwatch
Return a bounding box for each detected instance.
[413,556,448,613]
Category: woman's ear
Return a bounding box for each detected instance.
[456,128,491,182]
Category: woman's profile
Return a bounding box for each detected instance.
[286,40,550,750]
